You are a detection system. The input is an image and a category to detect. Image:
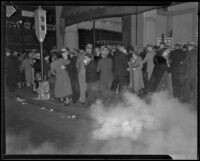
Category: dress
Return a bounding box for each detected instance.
[50,58,72,98]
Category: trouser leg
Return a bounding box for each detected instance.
[71,78,80,103]
[111,75,119,93]
[118,76,128,92]
[78,71,87,103]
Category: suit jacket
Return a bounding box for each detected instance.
[85,60,99,83]
[113,49,129,77]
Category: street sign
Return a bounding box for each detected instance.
[34,6,47,42]
[22,10,34,17]
[6,5,16,18]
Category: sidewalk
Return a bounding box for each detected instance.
[5,86,92,122]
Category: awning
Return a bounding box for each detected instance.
[61,3,180,26]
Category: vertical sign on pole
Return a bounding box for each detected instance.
[34,6,47,82]
[34,6,47,99]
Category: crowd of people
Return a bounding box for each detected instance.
[5,41,197,107]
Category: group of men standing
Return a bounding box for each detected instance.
[65,43,134,106]
[5,41,197,107]
[170,43,197,104]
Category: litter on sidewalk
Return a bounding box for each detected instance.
[41,107,46,110]
[58,113,65,118]
[71,115,76,119]
[67,115,76,119]
[16,97,25,102]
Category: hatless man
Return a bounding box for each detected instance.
[76,43,93,104]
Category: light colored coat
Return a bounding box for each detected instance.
[20,58,34,85]
[143,51,156,80]
[76,52,87,103]
[130,56,144,93]
[50,58,72,98]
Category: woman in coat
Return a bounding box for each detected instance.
[128,52,144,95]
[146,48,172,94]
[97,46,113,98]
[50,48,72,105]
[20,52,34,87]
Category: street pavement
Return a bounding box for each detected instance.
[4,86,98,154]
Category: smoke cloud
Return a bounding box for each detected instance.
[6,91,197,159]
[89,91,197,159]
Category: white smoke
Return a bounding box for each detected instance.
[89,91,197,159]
[6,91,197,159]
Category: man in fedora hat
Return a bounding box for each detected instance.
[50,48,72,105]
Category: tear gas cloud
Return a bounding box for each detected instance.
[6,91,197,159]
[90,91,197,159]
